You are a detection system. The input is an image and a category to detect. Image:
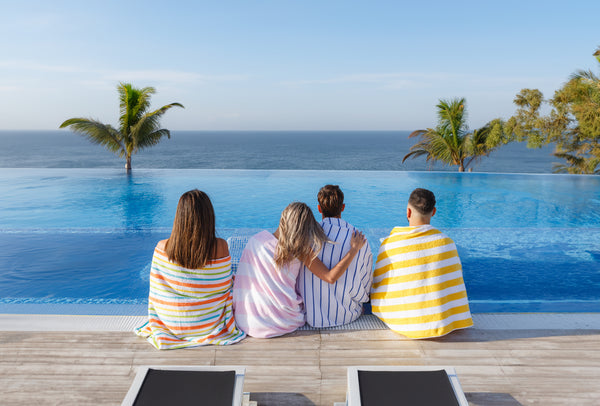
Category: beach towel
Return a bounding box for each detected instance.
[371,225,473,339]
[233,230,306,338]
[135,247,246,349]
[297,217,374,328]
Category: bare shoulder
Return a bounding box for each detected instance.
[156,239,168,251]
[215,238,230,258]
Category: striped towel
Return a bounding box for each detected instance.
[232,230,306,338]
[135,247,246,349]
[371,225,473,339]
[297,217,374,328]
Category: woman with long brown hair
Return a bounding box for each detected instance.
[233,202,366,338]
[136,190,245,349]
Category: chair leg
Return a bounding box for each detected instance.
[242,393,258,406]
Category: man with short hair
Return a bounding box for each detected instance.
[371,188,473,338]
[297,185,373,327]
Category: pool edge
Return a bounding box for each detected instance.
[1,313,599,332]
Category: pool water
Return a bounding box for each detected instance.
[1,169,599,314]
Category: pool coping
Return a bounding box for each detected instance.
[1,313,599,332]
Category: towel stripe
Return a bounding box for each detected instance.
[296,218,374,328]
[371,225,473,339]
[135,249,245,349]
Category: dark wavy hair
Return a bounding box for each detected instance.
[165,189,217,269]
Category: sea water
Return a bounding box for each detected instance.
[0,130,558,172]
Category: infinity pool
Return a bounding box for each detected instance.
[1,169,599,314]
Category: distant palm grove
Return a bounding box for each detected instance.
[60,83,183,171]
[405,47,600,174]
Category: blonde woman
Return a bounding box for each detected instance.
[136,190,245,349]
[232,202,367,338]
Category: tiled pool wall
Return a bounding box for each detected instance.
[1,226,598,314]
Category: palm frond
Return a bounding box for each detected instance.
[402,149,429,162]
[135,129,171,150]
[59,118,124,155]
[403,128,458,166]
[408,129,428,138]
[118,83,156,134]
[130,116,167,151]
[570,69,600,82]
[132,86,156,121]
[436,98,467,143]
[128,103,184,151]
[149,103,185,115]
[551,163,572,174]
[463,122,506,170]
[552,151,600,174]
[427,132,457,164]
[590,158,600,174]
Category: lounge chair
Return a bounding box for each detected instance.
[342,366,468,406]
[121,365,246,406]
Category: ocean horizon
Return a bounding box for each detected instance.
[0,130,558,173]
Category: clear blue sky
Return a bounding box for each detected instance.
[1,0,599,130]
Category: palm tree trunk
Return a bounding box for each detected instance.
[125,154,132,171]
[458,164,465,172]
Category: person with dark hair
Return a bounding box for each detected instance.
[297,185,373,327]
[233,202,366,338]
[135,190,246,349]
[408,187,436,216]
[371,188,473,339]
[317,184,345,217]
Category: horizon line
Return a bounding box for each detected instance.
[0,128,417,132]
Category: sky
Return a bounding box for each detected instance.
[1,0,599,131]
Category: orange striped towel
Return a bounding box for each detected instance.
[135,248,245,349]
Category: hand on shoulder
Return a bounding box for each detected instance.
[350,230,367,252]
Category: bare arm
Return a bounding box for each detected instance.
[302,231,367,284]
[214,238,230,259]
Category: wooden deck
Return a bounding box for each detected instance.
[1,327,599,405]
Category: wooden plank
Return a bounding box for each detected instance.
[216,349,320,366]
[0,330,599,406]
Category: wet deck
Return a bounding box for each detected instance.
[1,318,599,405]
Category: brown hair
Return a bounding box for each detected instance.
[317,184,344,217]
[274,202,329,268]
[408,188,436,215]
[165,189,217,269]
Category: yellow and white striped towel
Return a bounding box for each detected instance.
[371,225,473,339]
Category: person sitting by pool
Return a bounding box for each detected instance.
[371,188,473,339]
[135,189,246,349]
[232,202,367,338]
[297,185,373,327]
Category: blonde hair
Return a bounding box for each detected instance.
[165,189,217,269]
[274,202,329,268]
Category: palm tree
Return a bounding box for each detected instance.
[553,151,600,174]
[60,83,184,171]
[403,98,502,172]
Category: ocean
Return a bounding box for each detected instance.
[0,130,558,172]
